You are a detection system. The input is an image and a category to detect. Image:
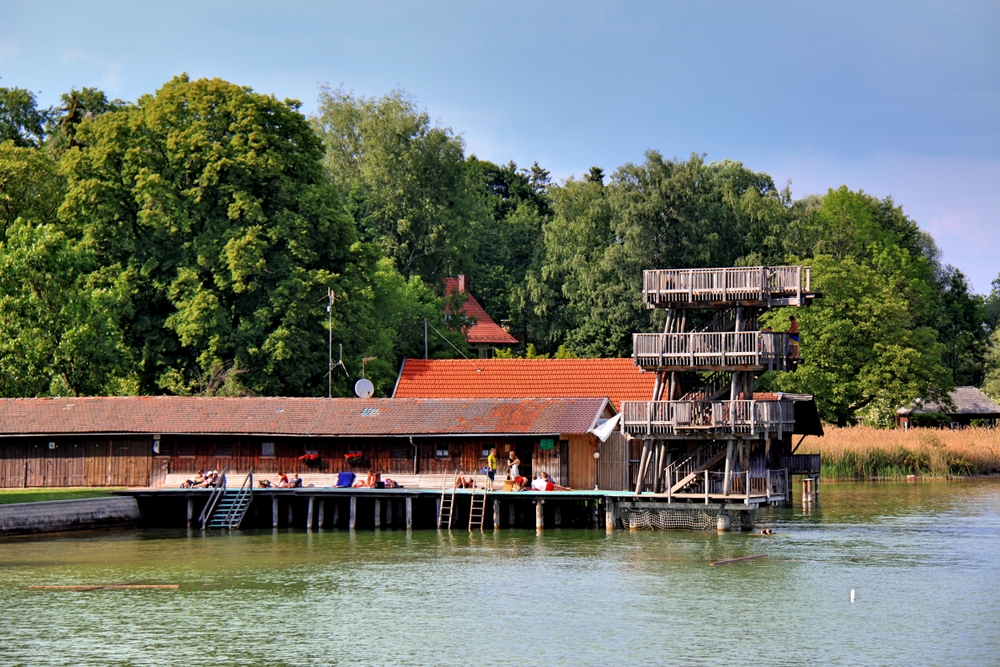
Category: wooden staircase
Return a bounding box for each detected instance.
[667,442,728,495]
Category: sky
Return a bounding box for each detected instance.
[1,1,998,291]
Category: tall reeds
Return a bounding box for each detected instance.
[795,426,1000,479]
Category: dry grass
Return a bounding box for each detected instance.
[795,426,1000,479]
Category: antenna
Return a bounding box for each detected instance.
[327,288,334,399]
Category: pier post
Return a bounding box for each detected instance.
[374,498,381,529]
[435,498,442,528]
[509,503,515,527]
[272,497,279,528]
[287,501,293,526]
[349,496,357,529]
[186,497,193,529]
[318,500,325,529]
[306,497,314,530]
[333,502,340,528]
[493,499,500,530]
[605,500,617,532]
[536,500,544,530]
[405,497,413,529]
[387,498,393,526]
[554,505,562,526]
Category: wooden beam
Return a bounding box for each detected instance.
[349,496,356,529]
[306,496,314,530]
[272,497,279,528]
[405,497,413,529]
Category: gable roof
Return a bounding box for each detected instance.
[444,277,518,345]
[393,358,655,410]
[897,386,1000,417]
[0,396,606,437]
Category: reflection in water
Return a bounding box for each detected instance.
[2,481,999,666]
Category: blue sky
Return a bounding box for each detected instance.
[2,1,997,291]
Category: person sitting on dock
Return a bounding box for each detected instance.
[531,472,571,492]
[290,473,303,488]
[275,472,290,488]
[455,476,476,489]
[180,470,206,488]
[365,469,382,488]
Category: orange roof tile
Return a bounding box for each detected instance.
[393,358,655,410]
[444,278,518,345]
[0,396,606,437]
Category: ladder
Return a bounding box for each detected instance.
[206,471,254,530]
[469,473,487,532]
[438,470,459,529]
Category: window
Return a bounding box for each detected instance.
[261,442,275,458]
[435,444,450,458]
[481,445,493,458]
[178,443,196,458]
[215,443,231,458]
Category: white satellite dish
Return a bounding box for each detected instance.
[354,378,374,398]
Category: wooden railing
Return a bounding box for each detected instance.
[642,266,811,307]
[669,468,789,503]
[621,400,796,437]
[633,331,792,370]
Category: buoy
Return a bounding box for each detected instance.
[850,589,855,602]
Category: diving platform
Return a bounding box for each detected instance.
[642,266,815,309]
[632,331,795,372]
[620,399,796,438]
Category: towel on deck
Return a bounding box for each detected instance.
[336,472,356,488]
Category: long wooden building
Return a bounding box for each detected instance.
[0,396,613,489]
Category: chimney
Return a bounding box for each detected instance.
[458,274,466,293]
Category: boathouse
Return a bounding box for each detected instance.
[0,396,612,488]
[896,386,1000,429]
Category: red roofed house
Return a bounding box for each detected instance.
[444,275,518,357]
[394,357,651,488]
[0,396,609,490]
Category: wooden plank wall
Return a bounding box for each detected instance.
[0,438,154,488]
[596,431,628,491]
[567,434,597,490]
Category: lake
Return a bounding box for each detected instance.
[2,481,998,666]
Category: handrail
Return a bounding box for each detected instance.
[223,469,254,529]
[621,400,796,436]
[198,468,228,529]
[633,331,792,370]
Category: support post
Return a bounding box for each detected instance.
[493,499,500,530]
[272,496,279,528]
[634,440,651,495]
[705,469,710,504]
[318,500,325,528]
[349,496,357,529]
[746,470,751,505]
[287,501,293,526]
[386,498,393,526]
[723,440,734,496]
[605,500,617,532]
[333,502,340,527]
[405,497,413,529]
[435,498,442,528]
[186,497,193,529]
[306,496,314,530]
[509,502,515,527]
[554,505,562,526]
[536,500,544,530]
[374,498,381,529]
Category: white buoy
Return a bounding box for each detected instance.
[850,589,856,602]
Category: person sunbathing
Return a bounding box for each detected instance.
[365,470,381,488]
[275,472,290,488]
[290,473,303,488]
[455,476,476,489]
[180,470,207,488]
[258,479,273,488]
[530,472,570,491]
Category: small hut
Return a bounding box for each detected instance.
[896,386,1000,429]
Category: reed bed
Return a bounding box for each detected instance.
[795,426,1000,480]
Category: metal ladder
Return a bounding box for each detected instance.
[438,470,459,529]
[206,471,254,530]
[469,473,487,532]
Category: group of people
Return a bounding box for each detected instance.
[258,472,303,489]
[179,470,222,488]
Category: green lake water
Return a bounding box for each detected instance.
[2,481,999,666]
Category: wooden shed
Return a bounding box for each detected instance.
[896,386,1000,429]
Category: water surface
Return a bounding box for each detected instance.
[2,481,998,666]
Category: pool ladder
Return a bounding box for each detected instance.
[204,470,254,530]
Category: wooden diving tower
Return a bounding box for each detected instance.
[621,266,819,510]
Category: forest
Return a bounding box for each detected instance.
[1,75,999,427]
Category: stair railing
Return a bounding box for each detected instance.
[222,469,254,529]
[198,468,229,529]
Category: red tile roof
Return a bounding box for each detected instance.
[393,358,655,410]
[0,397,606,437]
[444,278,518,345]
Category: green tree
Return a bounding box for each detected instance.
[0,87,49,148]
[311,88,482,284]
[47,87,124,154]
[59,75,405,396]
[0,141,64,235]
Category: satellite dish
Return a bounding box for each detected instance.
[354,378,374,398]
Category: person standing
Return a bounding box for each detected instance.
[787,316,800,360]
[487,447,498,491]
[507,450,520,479]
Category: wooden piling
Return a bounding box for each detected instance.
[349,496,357,529]
[186,497,193,529]
[272,497,279,528]
[317,500,325,528]
[554,505,562,526]
[333,502,340,528]
[405,497,413,529]
[287,501,293,526]
[605,500,617,531]
[536,500,544,530]
[386,498,393,526]
[374,498,381,529]
[435,497,442,528]
[509,502,515,527]
[306,497,314,530]
[493,499,500,530]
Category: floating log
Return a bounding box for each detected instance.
[710,554,767,566]
[30,584,179,590]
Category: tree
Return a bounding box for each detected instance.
[59,75,410,396]
[0,141,64,236]
[0,87,49,148]
[47,87,124,154]
[311,88,482,284]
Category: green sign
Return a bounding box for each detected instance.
[539,438,555,450]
